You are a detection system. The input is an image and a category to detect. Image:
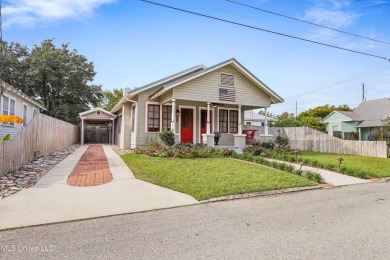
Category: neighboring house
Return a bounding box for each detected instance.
[244,110,266,127]
[0,79,46,139]
[322,98,390,140]
[111,58,283,149]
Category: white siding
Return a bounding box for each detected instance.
[174,65,271,107]
[0,92,41,139]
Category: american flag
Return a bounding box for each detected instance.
[219,88,235,102]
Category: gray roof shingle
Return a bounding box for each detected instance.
[334,98,390,127]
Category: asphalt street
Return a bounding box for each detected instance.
[1,182,390,260]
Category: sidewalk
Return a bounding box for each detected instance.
[0,145,198,230]
[267,159,371,186]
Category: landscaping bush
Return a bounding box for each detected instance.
[275,135,289,148]
[260,141,275,149]
[158,129,175,147]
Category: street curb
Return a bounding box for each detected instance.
[200,186,321,203]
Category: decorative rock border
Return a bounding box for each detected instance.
[0,144,80,199]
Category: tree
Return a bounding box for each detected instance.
[0,41,30,93]
[97,88,123,111]
[298,104,352,120]
[274,117,304,127]
[273,105,353,131]
[19,39,103,124]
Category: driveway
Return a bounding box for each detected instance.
[0,145,198,230]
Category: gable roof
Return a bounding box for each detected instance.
[322,98,390,127]
[321,110,354,122]
[79,107,116,118]
[352,98,390,121]
[149,58,284,104]
[111,64,206,113]
[244,110,266,121]
[1,79,46,111]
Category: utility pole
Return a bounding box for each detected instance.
[295,101,297,121]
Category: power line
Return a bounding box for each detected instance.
[141,0,390,62]
[283,74,370,99]
[226,0,390,45]
[183,0,386,47]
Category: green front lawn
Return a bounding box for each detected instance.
[299,151,390,178]
[122,153,315,200]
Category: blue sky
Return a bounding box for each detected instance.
[3,0,390,115]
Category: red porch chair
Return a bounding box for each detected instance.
[244,130,257,144]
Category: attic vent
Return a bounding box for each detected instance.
[220,73,234,87]
[96,111,101,115]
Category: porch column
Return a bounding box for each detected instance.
[81,117,84,145]
[207,102,211,134]
[238,105,242,134]
[358,127,361,141]
[171,99,176,133]
[112,119,115,144]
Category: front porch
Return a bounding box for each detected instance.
[146,97,272,149]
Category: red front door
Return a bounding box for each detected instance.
[200,110,212,140]
[181,108,193,143]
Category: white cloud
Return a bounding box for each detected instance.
[304,6,358,28]
[3,0,117,27]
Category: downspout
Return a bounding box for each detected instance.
[125,95,138,148]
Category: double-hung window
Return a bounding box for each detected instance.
[2,96,16,126]
[162,105,172,130]
[148,104,160,132]
[229,110,238,133]
[219,109,239,134]
[219,110,228,133]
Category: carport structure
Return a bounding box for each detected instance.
[79,108,117,145]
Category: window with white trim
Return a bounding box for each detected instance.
[219,110,228,133]
[229,110,238,133]
[2,96,16,126]
[220,73,234,87]
[162,105,172,130]
[2,96,9,116]
[219,109,239,134]
[147,104,160,132]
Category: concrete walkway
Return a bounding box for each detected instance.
[0,145,198,230]
[268,159,371,186]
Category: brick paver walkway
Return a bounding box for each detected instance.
[67,145,113,187]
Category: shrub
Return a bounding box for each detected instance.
[275,135,289,148]
[174,142,194,149]
[305,171,323,183]
[260,141,275,149]
[294,169,303,176]
[311,160,319,167]
[285,165,295,173]
[158,129,175,147]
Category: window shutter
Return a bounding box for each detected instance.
[220,74,234,87]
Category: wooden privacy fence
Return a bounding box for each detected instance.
[248,126,388,158]
[0,113,80,176]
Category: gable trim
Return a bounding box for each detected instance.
[150,58,284,103]
[321,111,353,123]
[79,107,117,118]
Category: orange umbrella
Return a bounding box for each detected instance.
[0,115,24,124]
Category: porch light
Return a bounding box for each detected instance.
[176,109,180,116]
